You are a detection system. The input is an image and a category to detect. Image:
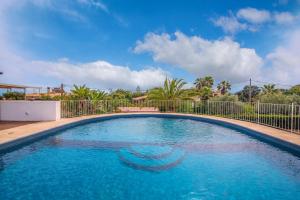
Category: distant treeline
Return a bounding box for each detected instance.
[1,76,300,104]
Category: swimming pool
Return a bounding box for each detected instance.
[0,116,300,199]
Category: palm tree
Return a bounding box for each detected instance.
[89,90,107,100]
[217,81,231,95]
[199,87,213,100]
[148,78,187,100]
[194,76,214,90]
[71,85,90,100]
[262,84,278,94]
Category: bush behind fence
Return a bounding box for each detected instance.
[61,100,300,134]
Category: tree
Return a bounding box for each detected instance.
[132,86,144,97]
[110,89,132,100]
[217,81,231,95]
[89,90,107,100]
[262,84,278,94]
[70,85,90,100]
[148,78,187,100]
[288,85,300,95]
[180,88,200,100]
[199,87,213,100]
[194,76,214,90]
[136,86,141,93]
[236,85,261,102]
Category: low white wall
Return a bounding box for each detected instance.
[0,101,61,121]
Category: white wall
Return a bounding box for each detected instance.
[0,101,61,121]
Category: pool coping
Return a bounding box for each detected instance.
[1,113,300,155]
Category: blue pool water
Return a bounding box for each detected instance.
[0,116,300,200]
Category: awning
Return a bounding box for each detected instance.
[0,83,41,89]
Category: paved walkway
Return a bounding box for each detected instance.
[0,113,300,149]
[0,121,37,131]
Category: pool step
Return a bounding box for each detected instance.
[117,145,186,172]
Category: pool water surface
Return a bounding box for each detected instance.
[0,117,299,199]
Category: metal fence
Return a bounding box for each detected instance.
[61,100,300,134]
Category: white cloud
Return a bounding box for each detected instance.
[33,60,167,89]
[77,0,109,13]
[0,0,87,22]
[237,7,271,24]
[273,12,296,24]
[265,29,300,85]
[76,0,128,26]
[236,7,297,25]
[215,8,298,34]
[0,17,167,90]
[1,1,299,90]
[134,31,263,83]
[0,49,167,90]
[212,15,248,34]
[0,0,166,90]
[134,30,300,85]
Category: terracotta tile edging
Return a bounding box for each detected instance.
[0,113,300,155]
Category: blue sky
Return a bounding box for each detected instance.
[0,0,300,91]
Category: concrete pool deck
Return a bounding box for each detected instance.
[0,121,38,131]
[0,113,300,151]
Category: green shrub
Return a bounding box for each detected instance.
[3,92,25,100]
[40,94,53,100]
[242,104,255,114]
[210,94,238,102]
[259,93,300,104]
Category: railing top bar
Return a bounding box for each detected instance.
[61,100,234,102]
[258,102,296,106]
[208,101,248,104]
[60,100,298,105]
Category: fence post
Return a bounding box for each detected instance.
[207,100,210,115]
[257,101,260,124]
[291,102,294,133]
